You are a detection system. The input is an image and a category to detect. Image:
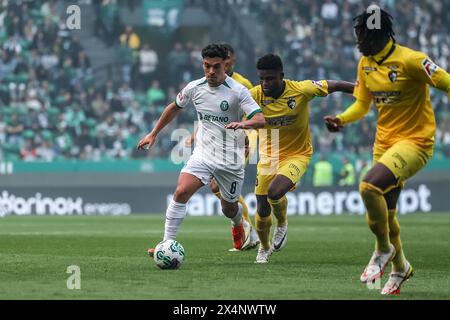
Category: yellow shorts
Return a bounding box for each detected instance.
[373,140,433,188]
[255,156,311,195]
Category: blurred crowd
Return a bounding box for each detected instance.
[0,0,449,169]
[228,0,450,161]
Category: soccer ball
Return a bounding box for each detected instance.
[153,239,185,269]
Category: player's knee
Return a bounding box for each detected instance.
[257,202,271,217]
[267,187,285,201]
[173,187,191,203]
[221,202,237,218]
[359,181,382,200]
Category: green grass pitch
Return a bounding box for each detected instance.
[0,214,449,299]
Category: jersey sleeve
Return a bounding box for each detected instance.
[241,78,253,90]
[175,82,195,109]
[240,87,262,119]
[293,80,329,100]
[249,86,260,102]
[353,58,372,102]
[405,51,447,87]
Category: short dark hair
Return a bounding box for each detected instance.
[256,54,283,71]
[201,44,228,60]
[221,43,235,57]
[353,7,396,45]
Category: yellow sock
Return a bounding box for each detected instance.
[238,195,253,226]
[216,192,253,227]
[388,209,407,272]
[360,182,391,252]
[255,214,272,250]
[268,196,287,226]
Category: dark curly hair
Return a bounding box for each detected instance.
[353,6,396,56]
[256,54,283,72]
[201,44,228,60]
[220,43,235,57]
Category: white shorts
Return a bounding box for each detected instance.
[181,156,244,203]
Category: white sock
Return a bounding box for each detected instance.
[230,203,243,227]
[163,200,187,240]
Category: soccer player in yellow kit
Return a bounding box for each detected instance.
[251,54,354,263]
[222,43,254,91]
[325,8,450,295]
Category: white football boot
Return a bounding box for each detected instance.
[360,244,396,283]
[271,224,288,252]
[381,260,414,295]
[247,227,260,250]
[255,245,272,264]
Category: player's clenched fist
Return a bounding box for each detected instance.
[137,133,157,150]
[324,116,344,132]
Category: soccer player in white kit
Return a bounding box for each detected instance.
[137,44,265,250]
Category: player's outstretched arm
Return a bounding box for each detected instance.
[324,99,371,132]
[327,80,355,94]
[435,72,450,101]
[137,102,182,150]
[225,112,265,130]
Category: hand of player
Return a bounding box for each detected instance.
[137,133,157,150]
[225,122,245,130]
[324,116,344,133]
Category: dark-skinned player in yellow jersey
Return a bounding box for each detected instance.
[325,7,450,295]
[250,54,354,263]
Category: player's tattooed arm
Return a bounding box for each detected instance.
[327,80,355,94]
[137,102,182,150]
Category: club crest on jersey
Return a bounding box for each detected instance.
[388,70,397,83]
[422,58,439,78]
[220,100,229,111]
[287,97,296,109]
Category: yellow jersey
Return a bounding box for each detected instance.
[250,80,329,160]
[354,41,447,150]
[231,71,253,90]
[230,71,257,160]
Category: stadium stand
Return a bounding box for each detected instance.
[0,0,449,185]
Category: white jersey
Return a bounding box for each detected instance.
[176,76,261,169]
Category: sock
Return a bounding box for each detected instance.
[230,203,243,227]
[238,195,253,226]
[163,199,187,240]
[255,213,272,250]
[268,196,288,227]
[388,209,407,272]
[360,182,391,253]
